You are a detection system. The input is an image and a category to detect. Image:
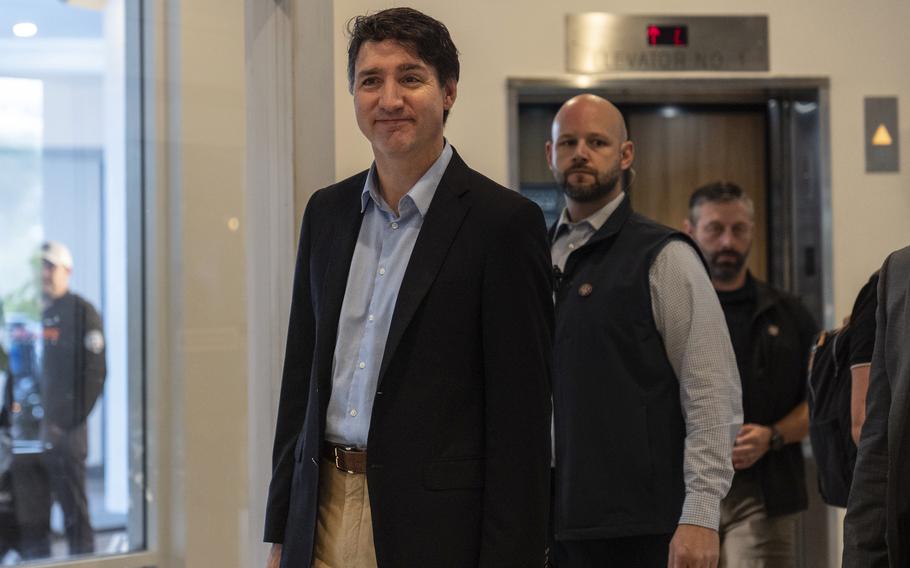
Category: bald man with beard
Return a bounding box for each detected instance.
[547,95,742,568]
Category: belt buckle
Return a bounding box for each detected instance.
[333,445,356,474]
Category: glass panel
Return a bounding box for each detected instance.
[0,0,145,563]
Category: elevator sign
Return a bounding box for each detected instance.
[566,14,769,73]
[647,25,688,47]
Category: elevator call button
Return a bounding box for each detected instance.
[865,97,900,173]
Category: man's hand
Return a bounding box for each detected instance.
[266,543,282,568]
[668,524,719,568]
[732,423,772,470]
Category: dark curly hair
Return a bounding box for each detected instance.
[346,7,460,122]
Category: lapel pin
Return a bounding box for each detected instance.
[578,283,593,297]
[768,324,780,337]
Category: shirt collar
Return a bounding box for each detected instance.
[555,191,626,235]
[360,141,454,218]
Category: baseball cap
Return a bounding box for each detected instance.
[41,241,74,270]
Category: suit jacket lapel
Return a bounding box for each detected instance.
[377,152,471,387]
[315,177,365,396]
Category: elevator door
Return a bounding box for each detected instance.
[623,106,768,280]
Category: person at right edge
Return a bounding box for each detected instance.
[547,94,742,568]
[844,245,910,568]
[684,182,818,567]
[844,271,879,446]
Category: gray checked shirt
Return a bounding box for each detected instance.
[551,192,743,531]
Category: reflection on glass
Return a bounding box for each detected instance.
[0,0,142,563]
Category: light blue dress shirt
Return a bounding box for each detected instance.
[324,142,453,448]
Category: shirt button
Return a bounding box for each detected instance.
[391,222,399,230]
[358,361,366,369]
[368,314,374,322]
[378,267,386,276]
[568,243,576,250]
[350,409,357,417]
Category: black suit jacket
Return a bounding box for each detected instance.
[844,245,910,567]
[264,149,553,568]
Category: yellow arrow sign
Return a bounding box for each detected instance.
[872,124,893,146]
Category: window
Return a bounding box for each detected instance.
[0,0,146,564]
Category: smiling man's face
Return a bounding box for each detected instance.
[352,39,456,162]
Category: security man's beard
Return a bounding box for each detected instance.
[557,168,622,204]
[709,249,747,283]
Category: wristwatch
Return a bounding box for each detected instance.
[769,426,784,451]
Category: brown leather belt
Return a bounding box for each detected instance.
[322,443,367,474]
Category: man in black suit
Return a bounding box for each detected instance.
[844,245,910,568]
[263,8,553,568]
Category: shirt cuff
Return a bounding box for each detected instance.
[678,491,721,531]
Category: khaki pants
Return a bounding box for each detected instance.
[313,459,378,568]
[719,474,800,568]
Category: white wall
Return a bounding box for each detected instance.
[160,0,250,565]
[332,0,910,320]
[156,1,335,566]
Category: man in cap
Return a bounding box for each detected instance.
[38,240,106,554]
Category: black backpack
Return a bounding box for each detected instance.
[807,327,857,507]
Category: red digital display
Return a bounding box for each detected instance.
[647,25,688,46]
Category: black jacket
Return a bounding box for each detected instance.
[739,279,817,516]
[552,196,702,539]
[264,150,554,568]
[40,292,106,454]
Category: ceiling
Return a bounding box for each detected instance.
[0,0,103,40]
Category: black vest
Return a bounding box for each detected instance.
[739,280,814,516]
[553,197,701,539]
